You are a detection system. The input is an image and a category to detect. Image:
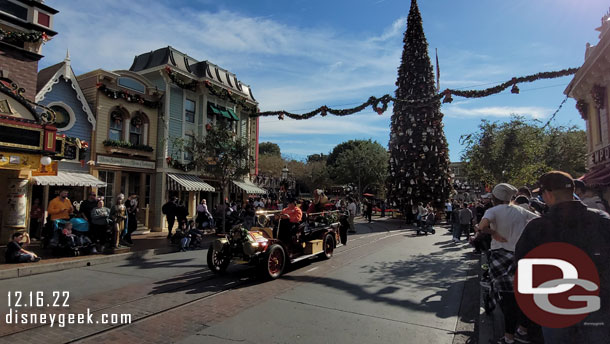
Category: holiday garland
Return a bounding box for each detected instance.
[97,83,161,108]
[0,28,48,44]
[591,85,606,109]
[576,99,588,120]
[103,139,154,152]
[164,67,258,113]
[251,67,579,120]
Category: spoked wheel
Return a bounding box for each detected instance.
[320,233,334,260]
[207,243,230,274]
[261,244,285,279]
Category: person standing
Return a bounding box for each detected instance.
[380,200,386,218]
[347,197,357,234]
[445,200,453,224]
[453,203,473,243]
[90,199,111,249]
[79,191,98,224]
[417,202,428,228]
[516,171,610,344]
[162,197,177,238]
[110,197,127,249]
[47,190,74,221]
[29,198,43,240]
[476,183,538,344]
[124,194,139,245]
[365,200,373,223]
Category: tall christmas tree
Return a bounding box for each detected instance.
[387,0,451,210]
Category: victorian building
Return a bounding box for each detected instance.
[77,68,163,229]
[566,10,610,202]
[0,0,59,244]
[34,52,104,216]
[129,46,264,232]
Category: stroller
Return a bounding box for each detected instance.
[416,212,436,236]
[48,218,94,256]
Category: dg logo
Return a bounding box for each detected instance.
[515,242,601,328]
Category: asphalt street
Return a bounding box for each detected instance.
[0,218,479,344]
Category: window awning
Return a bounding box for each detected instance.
[33,172,107,187]
[227,108,239,121]
[581,164,610,186]
[231,179,267,195]
[208,103,222,116]
[167,173,215,192]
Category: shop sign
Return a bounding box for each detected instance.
[591,144,610,164]
[97,155,155,169]
[5,178,28,227]
[31,161,58,176]
[0,152,41,170]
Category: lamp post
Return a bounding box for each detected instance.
[281,165,289,209]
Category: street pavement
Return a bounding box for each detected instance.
[0,218,479,344]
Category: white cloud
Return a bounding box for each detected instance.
[444,105,551,119]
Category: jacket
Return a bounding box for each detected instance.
[516,201,610,338]
[47,197,73,221]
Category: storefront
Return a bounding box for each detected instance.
[93,155,156,228]
[230,179,267,204]
[163,172,216,229]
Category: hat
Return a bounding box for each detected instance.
[539,171,574,192]
[492,183,518,202]
[573,179,586,190]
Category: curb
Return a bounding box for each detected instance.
[0,246,177,281]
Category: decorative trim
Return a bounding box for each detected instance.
[45,101,75,132]
[35,63,96,129]
[591,85,606,110]
[576,99,588,120]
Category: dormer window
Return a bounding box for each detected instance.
[117,77,146,94]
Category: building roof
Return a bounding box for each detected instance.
[129,46,256,103]
[36,51,96,129]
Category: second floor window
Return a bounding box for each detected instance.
[109,112,123,141]
[130,120,142,145]
[185,99,195,123]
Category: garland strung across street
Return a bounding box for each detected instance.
[251,67,579,120]
[164,67,258,113]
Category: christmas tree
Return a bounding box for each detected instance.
[387,0,451,210]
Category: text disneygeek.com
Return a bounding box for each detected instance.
[5,291,131,328]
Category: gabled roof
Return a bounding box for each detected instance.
[36,51,96,129]
[129,46,256,104]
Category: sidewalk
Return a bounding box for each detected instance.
[0,231,217,280]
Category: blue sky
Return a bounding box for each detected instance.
[41,0,610,162]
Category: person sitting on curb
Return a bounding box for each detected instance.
[5,232,41,263]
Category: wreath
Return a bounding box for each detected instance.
[111,111,123,126]
[131,115,143,128]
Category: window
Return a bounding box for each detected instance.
[98,171,115,206]
[37,12,50,27]
[129,119,142,145]
[49,105,74,131]
[117,77,146,94]
[184,134,194,161]
[185,99,195,123]
[109,111,123,141]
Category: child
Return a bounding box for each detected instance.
[179,222,191,252]
[62,222,77,247]
[187,220,203,248]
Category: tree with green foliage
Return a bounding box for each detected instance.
[327,139,388,198]
[460,116,587,186]
[189,127,252,232]
[386,0,451,210]
[259,142,281,156]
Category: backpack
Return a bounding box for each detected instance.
[162,202,169,215]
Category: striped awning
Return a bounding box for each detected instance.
[226,108,239,121]
[231,179,267,195]
[167,173,215,192]
[33,172,107,187]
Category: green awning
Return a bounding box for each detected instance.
[227,108,239,121]
[219,109,232,120]
[208,103,222,115]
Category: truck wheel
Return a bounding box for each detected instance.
[320,233,334,260]
[207,243,229,274]
[261,244,285,279]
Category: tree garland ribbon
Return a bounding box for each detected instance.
[251,67,579,119]
[96,83,161,109]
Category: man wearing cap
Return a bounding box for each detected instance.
[475,183,538,344]
[516,171,610,343]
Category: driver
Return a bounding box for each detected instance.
[275,198,302,243]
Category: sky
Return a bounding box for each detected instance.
[40,0,610,162]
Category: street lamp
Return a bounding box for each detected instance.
[281,165,289,180]
[280,165,289,208]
